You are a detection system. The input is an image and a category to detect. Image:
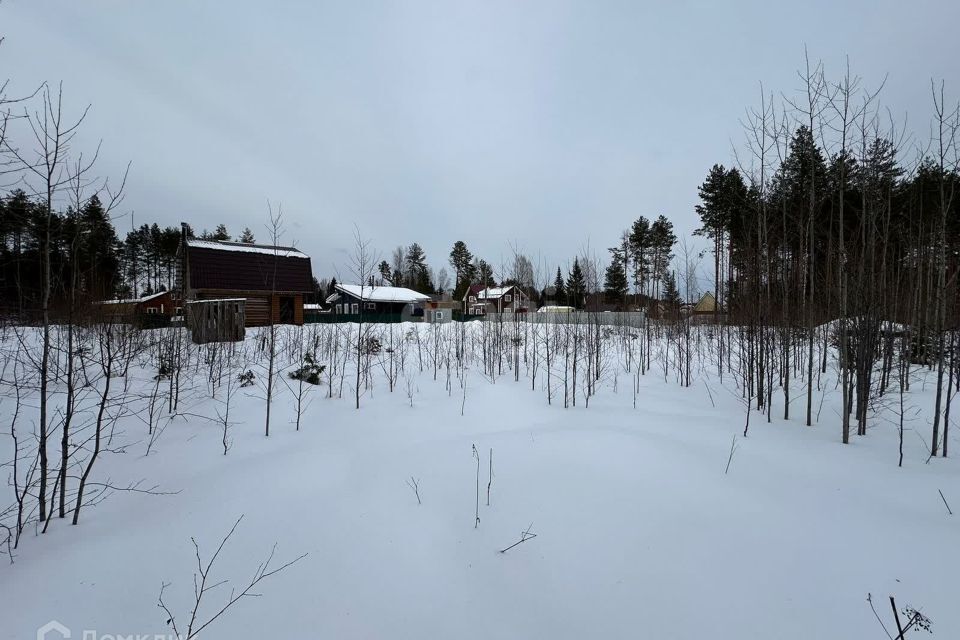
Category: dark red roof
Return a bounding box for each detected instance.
[186,240,313,293]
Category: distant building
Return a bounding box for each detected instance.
[462,284,530,316]
[689,291,725,324]
[303,303,330,323]
[179,237,313,327]
[423,298,459,323]
[326,284,430,321]
[96,290,174,326]
[692,292,717,314]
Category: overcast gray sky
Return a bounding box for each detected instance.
[3,1,959,286]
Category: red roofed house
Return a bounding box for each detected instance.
[462,284,530,316]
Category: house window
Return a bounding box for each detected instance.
[504,294,512,302]
[435,311,444,321]
[365,302,376,310]
[146,307,158,315]
[175,307,183,315]
[336,304,342,314]
[471,306,485,315]
[504,307,513,314]
[352,303,359,314]
[468,296,476,302]
[160,303,165,313]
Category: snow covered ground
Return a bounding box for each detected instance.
[1,322,958,639]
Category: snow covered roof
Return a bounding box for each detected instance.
[186,238,308,259]
[186,298,246,304]
[471,286,525,300]
[478,287,510,299]
[303,303,325,310]
[97,291,169,305]
[330,284,431,304]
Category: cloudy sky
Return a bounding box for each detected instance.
[3,1,959,287]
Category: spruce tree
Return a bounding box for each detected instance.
[78,195,120,299]
[404,243,433,293]
[663,270,681,305]
[239,227,256,243]
[211,224,230,241]
[553,267,566,305]
[604,248,629,306]
[566,258,586,309]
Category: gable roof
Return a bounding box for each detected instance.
[692,292,717,313]
[186,238,308,258]
[327,284,431,304]
[463,285,526,301]
[185,238,313,293]
[97,290,170,306]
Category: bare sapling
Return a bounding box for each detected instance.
[3,84,99,523]
[406,476,421,505]
[158,515,307,640]
[472,444,480,528]
[263,202,286,437]
[405,373,417,407]
[499,523,537,554]
[71,320,139,525]
[724,434,738,475]
[217,351,239,455]
[866,593,932,639]
[938,489,952,515]
[486,447,493,506]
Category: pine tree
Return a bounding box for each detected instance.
[475,259,495,287]
[449,240,475,299]
[239,227,256,243]
[377,260,392,285]
[649,215,677,300]
[628,216,651,301]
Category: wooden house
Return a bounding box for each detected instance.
[325,284,430,321]
[179,237,313,327]
[462,284,530,316]
[688,291,726,324]
[96,290,175,326]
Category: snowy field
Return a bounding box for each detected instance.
[1,321,958,639]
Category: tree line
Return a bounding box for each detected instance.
[692,55,959,451]
[0,195,271,314]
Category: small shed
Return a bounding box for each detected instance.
[423,299,459,324]
[186,298,246,344]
